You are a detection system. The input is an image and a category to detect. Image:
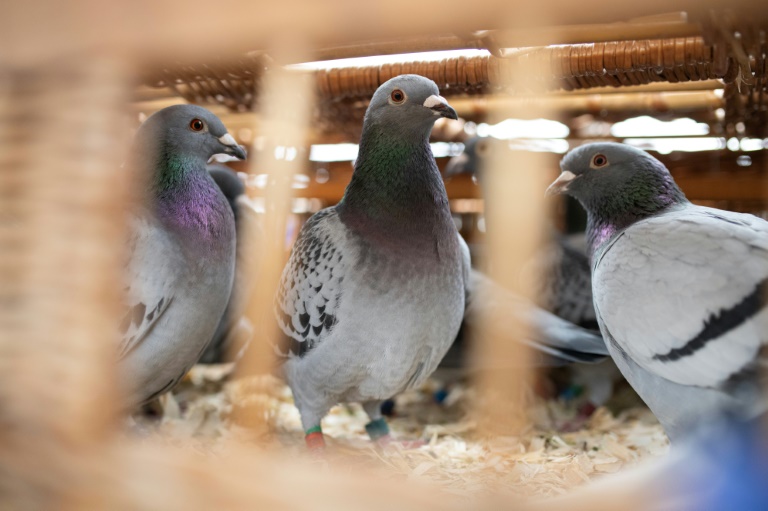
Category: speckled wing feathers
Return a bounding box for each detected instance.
[275,208,346,357]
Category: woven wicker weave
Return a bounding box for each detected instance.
[141,54,269,112]
[141,37,729,111]
[0,56,130,508]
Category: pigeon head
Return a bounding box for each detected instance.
[135,104,247,166]
[338,75,458,243]
[364,75,457,137]
[547,142,687,216]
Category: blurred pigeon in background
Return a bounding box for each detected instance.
[442,136,616,419]
[548,142,768,442]
[454,269,608,368]
[446,136,597,329]
[199,165,261,364]
[120,105,245,407]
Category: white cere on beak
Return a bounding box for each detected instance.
[423,94,448,112]
[218,133,238,147]
[545,170,577,196]
[208,154,240,163]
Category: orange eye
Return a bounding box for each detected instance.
[591,154,608,168]
[390,89,406,104]
[189,118,205,131]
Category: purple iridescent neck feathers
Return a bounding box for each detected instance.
[554,143,688,259]
[149,155,234,257]
[585,172,687,258]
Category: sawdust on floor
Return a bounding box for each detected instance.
[136,364,669,500]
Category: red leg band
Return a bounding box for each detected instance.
[305,431,325,450]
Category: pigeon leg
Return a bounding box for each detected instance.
[362,400,390,440]
[380,398,397,417]
[295,396,330,450]
[362,400,424,449]
[304,425,325,450]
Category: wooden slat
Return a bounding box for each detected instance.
[449,91,724,119]
[310,19,701,61]
[232,42,315,438]
[238,152,768,203]
[676,173,768,201]
[486,19,703,48]
[132,79,724,108]
[10,1,767,66]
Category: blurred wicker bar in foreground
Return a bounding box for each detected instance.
[1,1,767,510]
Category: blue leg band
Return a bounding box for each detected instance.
[365,418,390,440]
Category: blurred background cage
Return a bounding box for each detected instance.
[2,2,768,511]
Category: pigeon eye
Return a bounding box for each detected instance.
[189,118,205,132]
[390,89,406,104]
[591,154,608,168]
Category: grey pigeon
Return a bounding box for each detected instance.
[120,105,246,407]
[446,136,597,329]
[199,165,260,364]
[274,75,467,449]
[443,136,613,417]
[449,270,608,369]
[547,142,768,442]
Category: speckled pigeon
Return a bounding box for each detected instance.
[199,165,260,364]
[548,142,768,442]
[274,75,467,449]
[120,105,246,407]
[446,136,597,329]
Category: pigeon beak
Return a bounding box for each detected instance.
[218,133,248,160]
[445,152,470,177]
[546,170,577,196]
[423,95,458,120]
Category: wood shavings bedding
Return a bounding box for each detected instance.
[134,363,669,500]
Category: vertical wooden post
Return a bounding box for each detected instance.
[472,14,555,438]
[234,38,315,438]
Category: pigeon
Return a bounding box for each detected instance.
[274,75,467,449]
[444,136,614,419]
[547,142,768,442]
[120,105,246,407]
[199,165,260,364]
[446,136,597,329]
[458,269,608,368]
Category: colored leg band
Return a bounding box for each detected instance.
[305,430,325,450]
[365,418,390,440]
[305,425,322,436]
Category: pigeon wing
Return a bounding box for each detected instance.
[274,208,348,358]
[118,212,177,359]
[593,206,768,389]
